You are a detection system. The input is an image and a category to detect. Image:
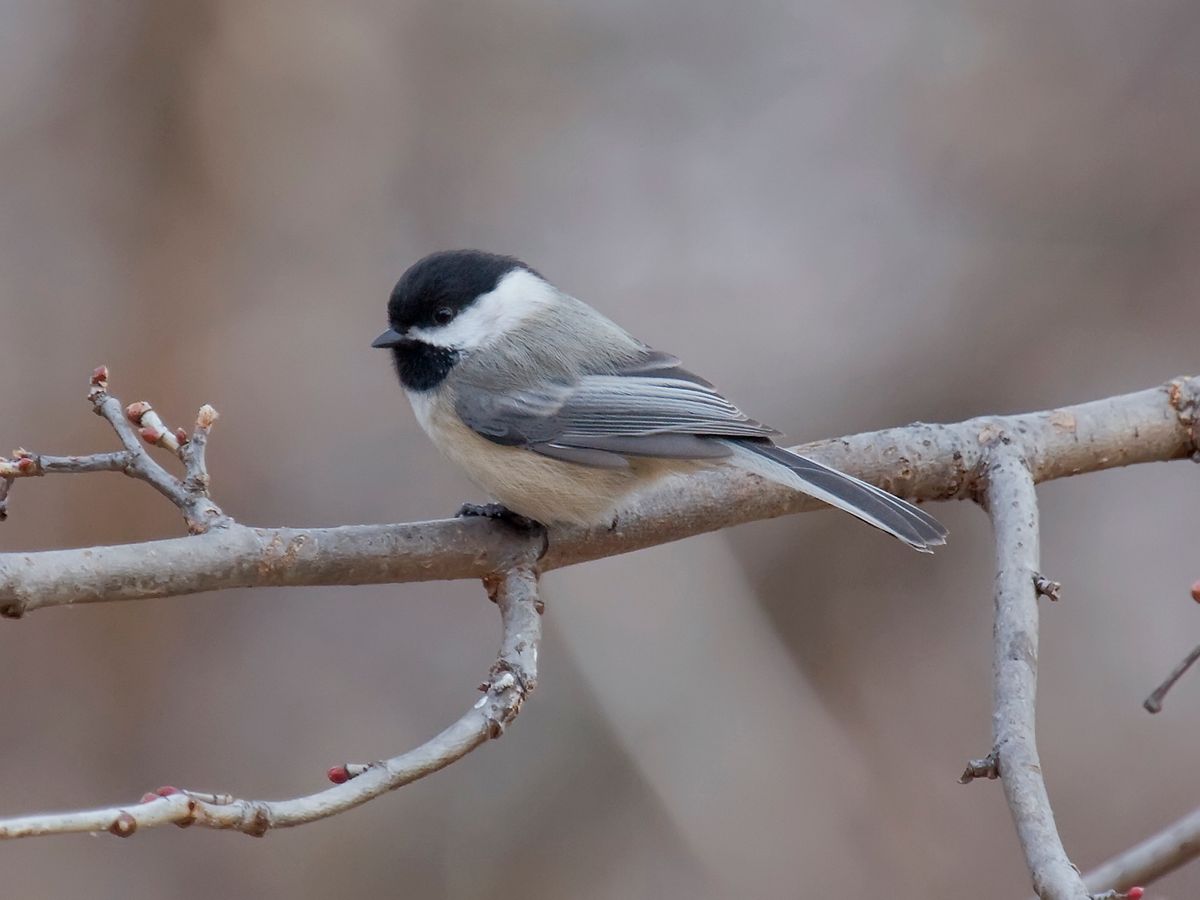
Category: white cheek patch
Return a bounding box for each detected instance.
[410,268,558,350]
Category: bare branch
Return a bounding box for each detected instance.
[0,451,132,478]
[1081,805,1200,895]
[0,367,229,534]
[0,375,1196,617]
[182,404,218,493]
[1143,643,1200,714]
[986,447,1088,899]
[0,564,542,840]
[0,449,133,520]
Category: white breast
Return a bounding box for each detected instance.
[403,387,655,526]
[406,390,439,438]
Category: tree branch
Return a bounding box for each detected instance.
[985,447,1089,899]
[0,374,1195,617]
[1,369,1197,866]
[1081,805,1200,894]
[0,563,541,839]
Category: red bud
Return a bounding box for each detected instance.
[327,766,349,784]
[175,427,189,445]
[1127,888,1144,899]
[91,365,109,386]
[139,792,159,804]
[1191,581,1200,603]
[155,785,180,797]
[15,458,35,474]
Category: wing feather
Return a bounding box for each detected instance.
[455,353,778,463]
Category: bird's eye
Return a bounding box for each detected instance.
[433,307,454,326]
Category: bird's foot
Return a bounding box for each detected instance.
[456,502,544,535]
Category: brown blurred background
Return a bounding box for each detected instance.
[2,2,1199,898]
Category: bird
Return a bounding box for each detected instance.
[372,249,947,551]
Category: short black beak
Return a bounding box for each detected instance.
[371,328,406,349]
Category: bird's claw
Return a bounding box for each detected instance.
[456,502,544,535]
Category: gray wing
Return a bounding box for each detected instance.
[456,351,780,470]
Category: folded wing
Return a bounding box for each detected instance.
[456,351,779,468]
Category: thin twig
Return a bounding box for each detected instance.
[0,451,132,477]
[181,404,217,493]
[1080,804,1200,894]
[986,447,1088,899]
[0,367,229,535]
[1143,643,1200,714]
[0,564,542,839]
[0,450,135,525]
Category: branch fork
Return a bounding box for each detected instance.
[0,366,228,537]
[0,370,546,835]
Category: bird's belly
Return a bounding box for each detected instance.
[407,390,644,525]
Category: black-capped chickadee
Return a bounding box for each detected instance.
[372,250,947,551]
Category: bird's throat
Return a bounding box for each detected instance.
[391,341,459,391]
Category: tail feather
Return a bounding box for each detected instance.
[730,441,948,552]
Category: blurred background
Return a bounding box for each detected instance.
[2,2,1199,897]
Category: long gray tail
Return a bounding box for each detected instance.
[730,441,948,552]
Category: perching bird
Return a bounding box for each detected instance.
[372,250,947,551]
